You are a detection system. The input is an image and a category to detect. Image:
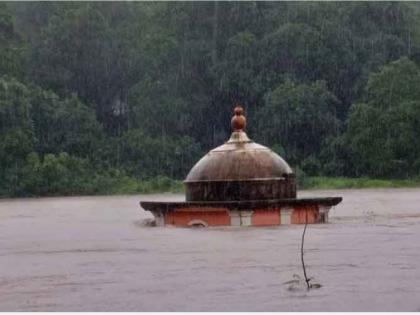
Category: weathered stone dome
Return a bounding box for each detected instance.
[184,106,296,201]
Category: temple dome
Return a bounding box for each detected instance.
[185,132,293,182]
[184,106,296,201]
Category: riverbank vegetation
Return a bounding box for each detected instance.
[2,2,420,197]
[13,173,420,198]
[301,176,420,190]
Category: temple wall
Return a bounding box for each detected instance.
[291,206,320,224]
[154,204,331,227]
[164,209,230,227]
[252,208,280,226]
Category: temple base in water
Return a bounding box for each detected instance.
[140,197,342,227]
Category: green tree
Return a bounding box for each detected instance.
[345,58,420,177]
[0,3,25,79]
[29,87,104,159]
[0,77,34,195]
[255,80,340,171]
[28,3,149,132]
[120,129,200,179]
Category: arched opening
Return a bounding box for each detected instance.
[188,219,208,228]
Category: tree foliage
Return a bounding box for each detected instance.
[255,80,339,169]
[345,58,420,177]
[1,2,420,196]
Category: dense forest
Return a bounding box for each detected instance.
[2,2,420,197]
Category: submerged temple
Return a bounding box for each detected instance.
[140,106,342,227]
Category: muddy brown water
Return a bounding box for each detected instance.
[1,188,420,311]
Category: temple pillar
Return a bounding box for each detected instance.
[229,210,241,226]
[280,207,294,225]
[240,211,254,226]
[229,210,254,226]
[318,205,331,223]
[152,211,165,226]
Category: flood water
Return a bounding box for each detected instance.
[1,188,420,311]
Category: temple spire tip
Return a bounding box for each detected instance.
[231,104,246,131]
